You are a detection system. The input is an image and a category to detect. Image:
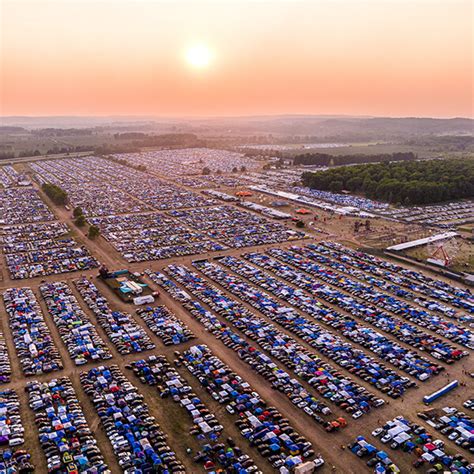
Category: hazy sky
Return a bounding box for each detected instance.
[1,0,472,117]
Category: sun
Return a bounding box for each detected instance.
[185,44,213,69]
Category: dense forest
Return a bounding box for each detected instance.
[302,158,474,205]
[293,151,416,166]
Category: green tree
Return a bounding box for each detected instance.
[75,215,86,227]
[88,225,100,239]
[73,207,83,218]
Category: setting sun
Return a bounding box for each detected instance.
[185,44,213,69]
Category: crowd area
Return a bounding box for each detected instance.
[214,254,442,383]
[181,344,323,472]
[114,149,260,176]
[80,364,186,473]
[39,281,112,365]
[129,355,260,472]
[0,165,30,188]
[26,377,108,473]
[3,287,63,375]
[136,305,195,345]
[74,277,155,354]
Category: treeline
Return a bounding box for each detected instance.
[302,158,474,205]
[42,183,68,205]
[294,151,416,166]
[33,128,94,137]
[103,155,147,172]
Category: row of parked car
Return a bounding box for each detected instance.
[26,377,108,473]
[321,241,474,313]
[146,270,343,432]
[3,287,63,375]
[311,243,463,321]
[293,244,473,349]
[371,416,473,472]
[292,244,474,349]
[319,242,472,321]
[162,264,383,417]
[267,247,470,360]
[129,355,260,473]
[0,389,25,448]
[417,407,473,453]
[136,306,195,346]
[0,332,11,384]
[181,344,323,472]
[74,277,155,354]
[80,365,186,473]
[39,281,112,365]
[219,253,434,386]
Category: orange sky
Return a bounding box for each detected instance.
[1,0,472,117]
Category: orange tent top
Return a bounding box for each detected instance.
[296,208,311,214]
[235,191,253,197]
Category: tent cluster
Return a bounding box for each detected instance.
[241,251,443,384]
[130,355,260,472]
[3,288,63,376]
[161,264,382,418]
[168,205,305,248]
[0,389,33,472]
[370,415,473,472]
[80,365,186,473]
[136,306,195,346]
[0,188,54,225]
[26,377,108,473]
[32,156,216,217]
[382,200,474,228]
[39,281,112,365]
[296,243,473,350]
[115,149,258,177]
[418,406,473,454]
[1,197,97,280]
[268,246,472,358]
[88,213,226,263]
[74,277,155,354]
[290,185,388,210]
[181,345,322,472]
[146,271,342,431]
[323,241,474,315]
[214,253,429,392]
[320,242,473,320]
[180,175,243,189]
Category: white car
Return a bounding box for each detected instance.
[352,410,363,419]
[381,434,392,444]
[372,427,384,437]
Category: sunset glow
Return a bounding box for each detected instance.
[1,0,472,117]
